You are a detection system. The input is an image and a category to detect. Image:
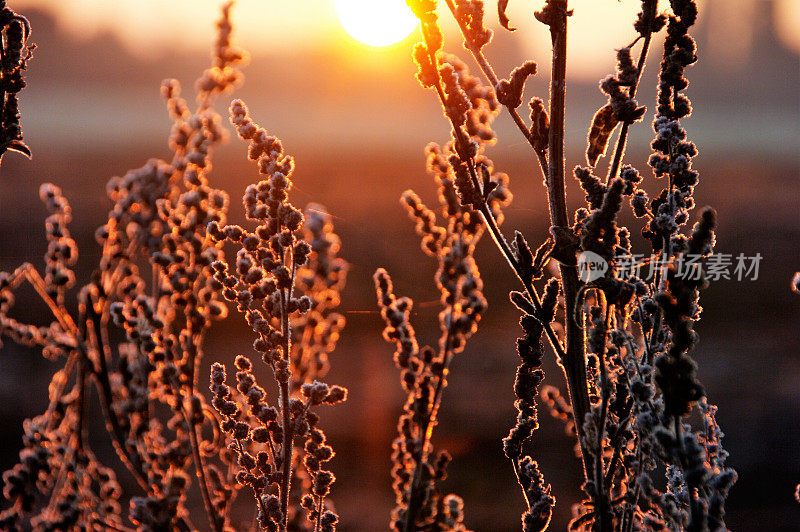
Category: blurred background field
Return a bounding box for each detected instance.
[0,0,798,529]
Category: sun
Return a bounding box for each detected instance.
[334,0,418,47]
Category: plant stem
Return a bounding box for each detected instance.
[594,306,612,532]
[85,298,151,492]
[279,286,293,532]
[183,305,221,532]
[512,458,532,510]
[544,0,591,477]
[76,357,87,454]
[188,408,223,532]
[0,27,6,162]
[314,494,323,532]
[674,416,699,527]
[15,263,78,334]
[402,325,455,532]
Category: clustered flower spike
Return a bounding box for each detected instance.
[409,0,442,88]
[374,269,464,531]
[374,268,419,371]
[600,47,646,124]
[642,0,701,253]
[417,54,507,215]
[578,177,625,267]
[653,208,714,417]
[290,204,348,386]
[375,73,511,526]
[440,63,471,128]
[634,0,667,37]
[442,55,500,145]
[504,279,558,532]
[586,45,649,168]
[196,1,248,105]
[38,184,78,300]
[528,97,550,154]
[208,99,308,371]
[454,0,493,52]
[207,98,347,531]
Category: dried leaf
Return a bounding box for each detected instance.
[514,231,533,272]
[496,61,537,109]
[509,291,537,316]
[531,237,553,276]
[586,103,619,167]
[2,140,32,159]
[478,162,497,198]
[498,0,516,31]
[529,98,550,152]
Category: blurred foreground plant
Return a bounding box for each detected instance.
[0,3,347,531]
[0,0,33,161]
[385,0,737,530]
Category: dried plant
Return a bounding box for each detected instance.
[396,0,736,530]
[0,0,750,530]
[0,0,33,161]
[206,98,348,532]
[0,3,346,531]
[373,61,511,528]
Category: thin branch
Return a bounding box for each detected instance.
[188,408,224,532]
[512,458,533,510]
[606,0,659,184]
[594,296,612,532]
[279,284,293,532]
[13,263,78,334]
[402,323,455,532]
[85,300,151,492]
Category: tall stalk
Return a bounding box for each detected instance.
[543,0,591,474]
[279,285,293,532]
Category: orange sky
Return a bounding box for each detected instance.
[13,0,800,81]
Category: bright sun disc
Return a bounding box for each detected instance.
[335,0,418,47]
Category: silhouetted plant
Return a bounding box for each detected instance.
[0,0,33,161]
[207,98,348,532]
[397,0,735,529]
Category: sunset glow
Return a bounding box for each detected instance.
[1,0,798,530]
[334,0,418,47]
[11,1,800,80]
